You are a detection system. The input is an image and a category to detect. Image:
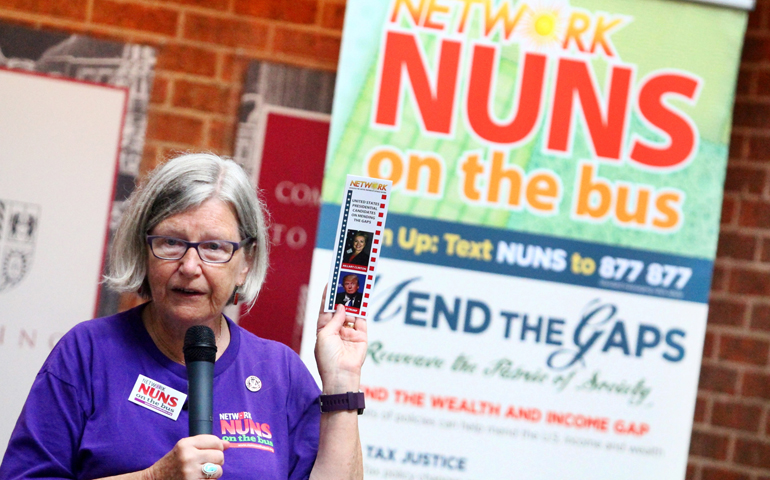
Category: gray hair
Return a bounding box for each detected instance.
[105,153,269,308]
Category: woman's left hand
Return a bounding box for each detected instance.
[315,287,368,394]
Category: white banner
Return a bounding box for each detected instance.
[0,69,126,449]
[302,250,705,479]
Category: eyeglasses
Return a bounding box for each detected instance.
[146,235,252,264]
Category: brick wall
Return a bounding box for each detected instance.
[693,0,770,478]
[0,0,767,478]
[0,0,345,172]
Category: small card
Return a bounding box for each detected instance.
[324,175,392,319]
[128,374,187,421]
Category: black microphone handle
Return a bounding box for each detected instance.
[187,360,214,436]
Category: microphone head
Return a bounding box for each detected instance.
[183,325,217,364]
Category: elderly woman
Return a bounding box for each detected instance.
[0,153,365,480]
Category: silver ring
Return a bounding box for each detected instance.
[344,321,355,329]
[202,463,218,479]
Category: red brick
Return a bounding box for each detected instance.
[206,119,235,154]
[693,396,707,423]
[219,53,250,83]
[150,75,169,105]
[738,199,770,228]
[183,12,269,49]
[703,331,715,358]
[172,79,230,115]
[721,196,736,225]
[742,371,770,399]
[152,147,188,168]
[718,334,769,365]
[747,0,766,30]
[728,267,770,296]
[751,303,770,331]
[711,264,727,292]
[157,44,217,77]
[137,140,159,175]
[748,136,770,162]
[717,232,757,260]
[711,400,763,432]
[734,438,770,469]
[146,111,204,145]
[92,0,179,36]
[741,35,770,63]
[759,71,770,97]
[707,298,746,327]
[737,68,753,95]
[320,1,346,30]
[724,166,766,194]
[0,0,87,20]
[685,464,696,480]
[689,430,729,460]
[733,101,770,129]
[702,467,750,480]
[233,0,318,24]
[163,0,229,10]
[729,132,745,160]
[698,364,738,394]
[273,26,341,64]
[138,142,163,179]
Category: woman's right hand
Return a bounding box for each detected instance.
[144,435,229,480]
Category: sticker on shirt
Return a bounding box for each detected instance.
[128,375,187,421]
[219,411,275,453]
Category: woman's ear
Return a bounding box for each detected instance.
[237,245,253,284]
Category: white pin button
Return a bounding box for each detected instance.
[245,375,262,392]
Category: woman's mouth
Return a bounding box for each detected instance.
[173,287,203,296]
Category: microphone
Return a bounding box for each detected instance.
[183,325,217,436]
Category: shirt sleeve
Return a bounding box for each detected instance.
[285,354,322,480]
[0,370,86,480]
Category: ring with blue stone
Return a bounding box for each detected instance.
[201,462,218,479]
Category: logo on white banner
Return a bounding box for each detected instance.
[0,199,39,293]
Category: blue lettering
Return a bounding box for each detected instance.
[372,277,421,323]
[463,300,491,334]
[602,321,630,355]
[663,329,686,362]
[501,311,519,339]
[432,296,460,331]
[405,291,430,327]
[545,318,564,346]
[635,324,661,357]
[547,300,615,370]
[520,315,543,342]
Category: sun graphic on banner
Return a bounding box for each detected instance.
[519,2,567,51]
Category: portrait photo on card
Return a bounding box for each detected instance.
[340,229,372,272]
[334,272,365,313]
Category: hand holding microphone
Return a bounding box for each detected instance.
[144,325,228,480]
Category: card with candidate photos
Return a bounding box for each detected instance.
[325,175,391,318]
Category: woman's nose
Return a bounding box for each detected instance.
[178,246,203,274]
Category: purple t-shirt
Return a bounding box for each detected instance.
[0,304,321,480]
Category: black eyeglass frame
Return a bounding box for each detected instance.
[146,235,253,264]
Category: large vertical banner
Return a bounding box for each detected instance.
[0,25,155,452]
[301,0,748,478]
[234,62,335,351]
[0,69,127,451]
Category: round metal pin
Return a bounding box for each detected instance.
[245,375,262,392]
